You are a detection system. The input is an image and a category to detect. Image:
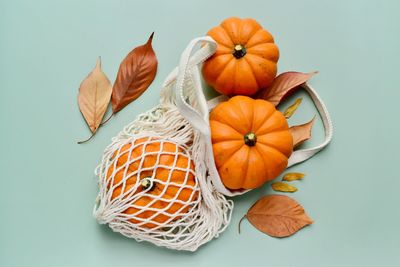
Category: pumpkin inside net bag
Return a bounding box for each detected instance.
[93,35,333,251]
[93,37,234,251]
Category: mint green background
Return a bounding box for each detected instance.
[1,0,399,266]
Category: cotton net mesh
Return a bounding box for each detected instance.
[93,38,233,251]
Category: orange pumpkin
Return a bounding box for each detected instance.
[203,17,279,96]
[106,137,199,228]
[210,96,293,190]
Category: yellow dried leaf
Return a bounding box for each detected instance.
[271,182,297,192]
[283,98,302,118]
[282,172,305,181]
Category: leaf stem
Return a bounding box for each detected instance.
[100,113,114,126]
[77,131,96,144]
[238,215,247,234]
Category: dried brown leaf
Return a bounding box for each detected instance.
[257,71,317,106]
[283,98,302,118]
[78,57,112,134]
[112,32,158,113]
[271,182,298,192]
[282,172,305,181]
[244,195,313,237]
[290,116,316,147]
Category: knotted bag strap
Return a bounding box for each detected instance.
[286,83,333,167]
[173,37,216,136]
[167,36,236,196]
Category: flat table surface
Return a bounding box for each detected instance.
[1,0,400,266]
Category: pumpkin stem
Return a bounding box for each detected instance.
[244,132,257,146]
[232,44,246,59]
[141,177,155,191]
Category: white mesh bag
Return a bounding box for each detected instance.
[93,35,333,250]
[93,37,233,251]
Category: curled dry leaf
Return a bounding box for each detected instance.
[77,57,112,143]
[271,182,297,192]
[283,98,302,118]
[240,195,313,237]
[290,116,316,147]
[282,172,305,181]
[257,71,317,106]
[112,32,158,114]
